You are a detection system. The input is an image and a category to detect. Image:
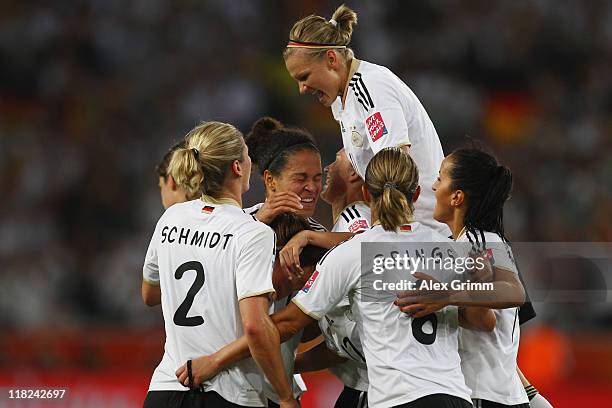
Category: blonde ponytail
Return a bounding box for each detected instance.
[167,148,204,199]
[167,121,245,198]
[331,4,358,41]
[365,148,419,231]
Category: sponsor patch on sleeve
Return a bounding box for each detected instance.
[366,112,388,142]
[301,270,320,293]
[348,219,369,233]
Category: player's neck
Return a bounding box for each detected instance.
[448,215,466,240]
[212,186,243,208]
[330,195,349,224]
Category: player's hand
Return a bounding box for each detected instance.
[394,272,452,308]
[397,302,447,317]
[255,192,303,224]
[467,249,494,283]
[279,397,300,408]
[175,354,220,388]
[279,230,310,281]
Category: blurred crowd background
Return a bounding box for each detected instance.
[1,0,611,406]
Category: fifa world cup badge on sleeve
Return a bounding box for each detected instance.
[366,112,388,142]
[348,219,369,233]
[301,270,320,293]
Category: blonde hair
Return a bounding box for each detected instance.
[167,121,245,198]
[283,4,358,61]
[365,148,419,231]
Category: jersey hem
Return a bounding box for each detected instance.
[375,390,472,407]
[470,392,529,405]
[238,288,275,302]
[142,277,160,286]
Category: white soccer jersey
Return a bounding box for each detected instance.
[457,230,529,405]
[243,203,327,232]
[331,59,448,235]
[143,197,276,407]
[331,201,371,234]
[318,201,371,391]
[243,203,310,403]
[293,223,472,407]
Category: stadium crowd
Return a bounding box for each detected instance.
[0,0,610,335]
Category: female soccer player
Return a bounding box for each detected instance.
[397,148,551,408]
[292,148,370,407]
[242,116,326,407]
[283,4,447,234]
[155,140,193,210]
[180,148,489,408]
[141,121,298,408]
[243,116,323,229]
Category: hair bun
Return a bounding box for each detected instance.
[331,4,358,42]
[250,117,283,138]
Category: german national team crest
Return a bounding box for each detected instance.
[366,112,388,142]
[485,248,495,264]
[201,206,214,214]
[351,131,364,148]
[301,270,320,293]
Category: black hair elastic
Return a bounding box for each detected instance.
[192,148,199,158]
[187,359,194,389]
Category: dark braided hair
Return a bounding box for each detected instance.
[246,117,320,177]
[448,148,513,249]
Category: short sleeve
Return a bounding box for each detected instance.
[292,244,359,320]
[486,238,518,274]
[143,228,160,285]
[236,224,276,301]
[365,106,411,154]
[347,217,370,234]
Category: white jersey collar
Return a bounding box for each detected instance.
[341,58,361,109]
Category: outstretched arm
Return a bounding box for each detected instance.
[294,341,348,373]
[239,295,296,406]
[176,302,315,386]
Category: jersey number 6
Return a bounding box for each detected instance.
[173,261,205,327]
[411,313,438,345]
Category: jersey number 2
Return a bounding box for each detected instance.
[173,261,205,327]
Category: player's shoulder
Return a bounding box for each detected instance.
[459,229,504,244]
[315,229,367,269]
[337,202,371,233]
[355,60,400,90]
[349,60,403,112]
[242,202,263,216]
[158,199,200,223]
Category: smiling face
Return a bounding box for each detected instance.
[321,148,354,204]
[284,50,346,107]
[269,149,322,218]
